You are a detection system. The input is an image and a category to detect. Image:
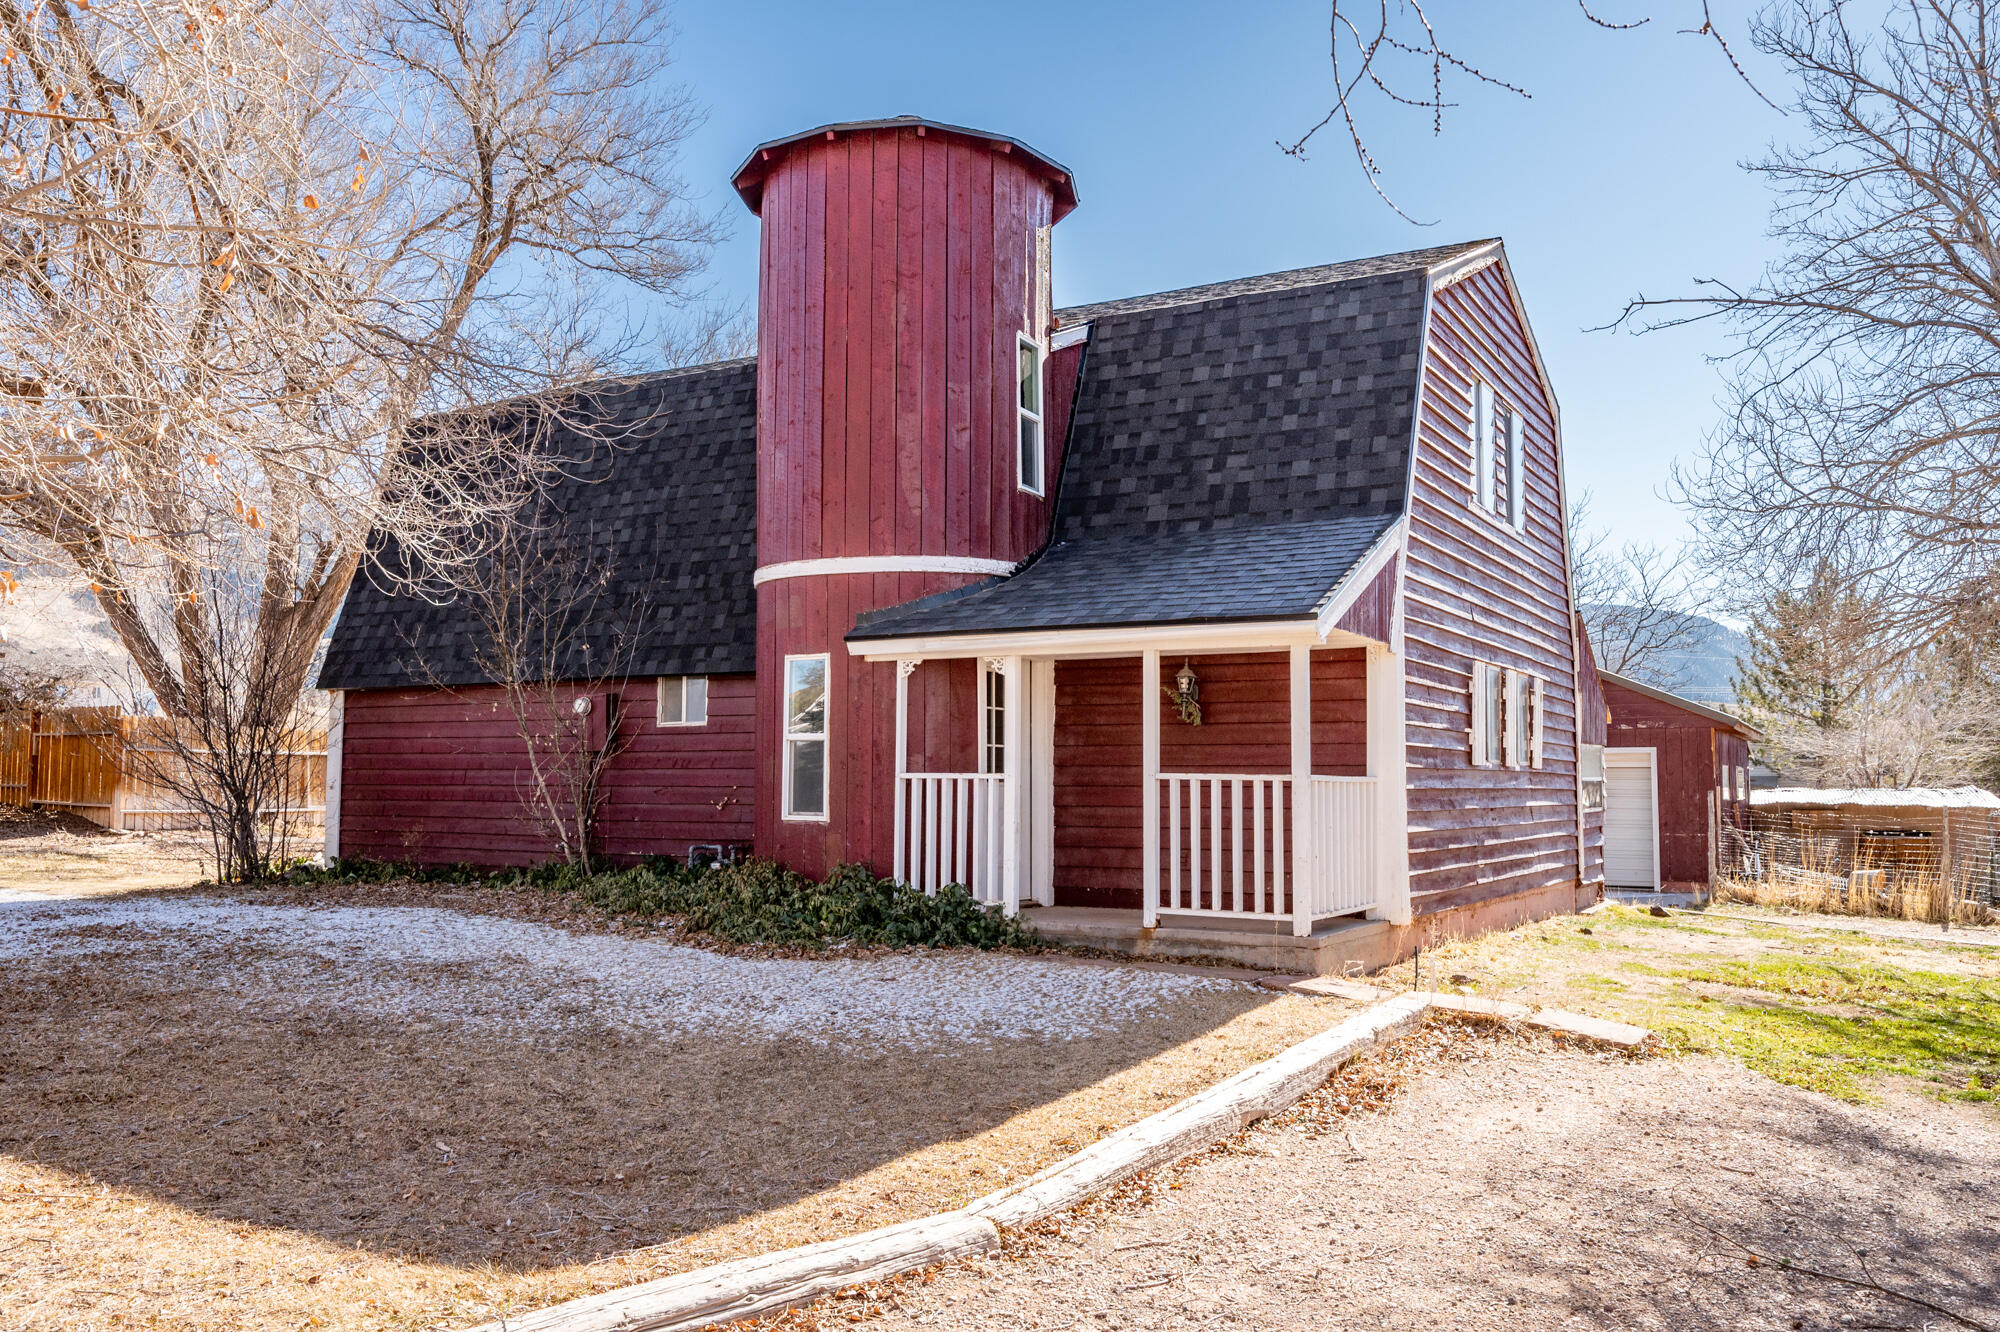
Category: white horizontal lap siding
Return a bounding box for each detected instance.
[1402,262,1578,915]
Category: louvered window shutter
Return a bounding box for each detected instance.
[1530,676,1546,768]
[1507,412,1526,529]
[1473,382,1494,511]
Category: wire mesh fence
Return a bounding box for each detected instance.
[1720,810,1998,924]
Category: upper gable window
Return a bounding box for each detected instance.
[1471,378,1528,532]
[1017,334,1045,497]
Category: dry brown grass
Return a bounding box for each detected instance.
[0,804,210,900]
[1714,869,1996,926]
[0,890,1357,1332]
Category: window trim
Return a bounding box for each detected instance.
[980,663,1006,775]
[1471,379,1495,512]
[1016,332,1046,497]
[655,675,709,728]
[781,653,830,823]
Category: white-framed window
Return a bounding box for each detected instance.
[1580,743,1606,812]
[1506,410,1527,530]
[1736,764,1749,799]
[981,664,1006,774]
[1473,662,1547,770]
[1505,670,1529,769]
[782,654,828,821]
[656,675,708,727]
[1472,379,1495,512]
[1017,333,1045,496]
[1469,662,1504,767]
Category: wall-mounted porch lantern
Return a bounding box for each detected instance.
[1165,658,1202,727]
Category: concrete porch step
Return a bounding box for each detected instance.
[1019,905,1396,976]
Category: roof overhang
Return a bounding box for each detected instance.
[733,117,1078,222]
[849,618,1380,662]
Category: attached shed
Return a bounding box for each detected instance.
[1749,786,2000,905]
[1600,671,1762,891]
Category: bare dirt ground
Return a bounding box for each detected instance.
[0,805,210,899]
[0,890,1356,1332]
[791,1022,2000,1332]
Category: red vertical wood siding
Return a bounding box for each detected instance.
[1334,555,1398,643]
[1402,263,1582,916]
[751,126,1063,877]
[338,678,756,867]
[1604,678,1752,886]
[1050,650,1367,909]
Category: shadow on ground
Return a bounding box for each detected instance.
[0,898,1297,1274]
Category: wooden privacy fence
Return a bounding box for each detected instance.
[0,708,327,832]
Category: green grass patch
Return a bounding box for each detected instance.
[1637,952,1998,1102]
[295,856,1038,952]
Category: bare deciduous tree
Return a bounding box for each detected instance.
[1293,3,1760,217]
[1651,1,2000,640]
[1569,495,1717,689]
[0,0,718,876]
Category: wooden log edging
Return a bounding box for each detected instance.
[475,991,1434,1332]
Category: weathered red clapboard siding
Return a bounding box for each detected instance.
[753,125,1062,878]
[1335,554,1398,642]
[1604,678,1751,885]
[338,677,756,867]
[1402,261,1581,916]
[1051,650,1366,909]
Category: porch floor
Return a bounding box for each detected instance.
[1021,905,1398,976]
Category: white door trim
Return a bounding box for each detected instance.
[1604,746,1660,890]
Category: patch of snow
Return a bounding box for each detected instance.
[0,897,1244,1051]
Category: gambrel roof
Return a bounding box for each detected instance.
[319,241,1500,687]
[853,241,1491,641]
[317,361,759,691]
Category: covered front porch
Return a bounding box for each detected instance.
[854,621,1413,946]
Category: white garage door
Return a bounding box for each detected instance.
[1603,749,1658,889]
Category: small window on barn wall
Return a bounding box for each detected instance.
[1579,743,1606,812]
[782,655,828,821]
[1471,380,1495,512]
[1736,764,1749,798]
[1529,675,1546,768]
[656,676,708,727]
[1506,410,1527,530]
[1017,334,1045,496]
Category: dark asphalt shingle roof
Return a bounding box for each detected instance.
[850,515,1399,638]
[316,360,759,691]
[853,242,1489,639]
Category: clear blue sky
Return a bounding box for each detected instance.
[662,1,1789,549]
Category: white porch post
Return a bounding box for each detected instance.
[1141,648,1161,927]
[323,689,344,865]
[1365,644,1413,924]
[893,660,915,885]
[1289,645,1314,937]
[1000,654,1026,916]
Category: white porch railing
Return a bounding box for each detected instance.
[1152,772,1377,925]
[1157,773,1295,918]
[894,772,1006,906]
[1302,775,1378,919]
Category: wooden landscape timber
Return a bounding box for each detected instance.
[468,992,1431,1332]
[475,990,1653,1332]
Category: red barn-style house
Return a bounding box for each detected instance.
[1598,671,1762,893]
[318,117,1604,970]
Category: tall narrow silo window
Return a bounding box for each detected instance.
[1017,334,1044,496]
[782,654,828,821]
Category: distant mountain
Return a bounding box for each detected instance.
[1581,606,1747,707]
